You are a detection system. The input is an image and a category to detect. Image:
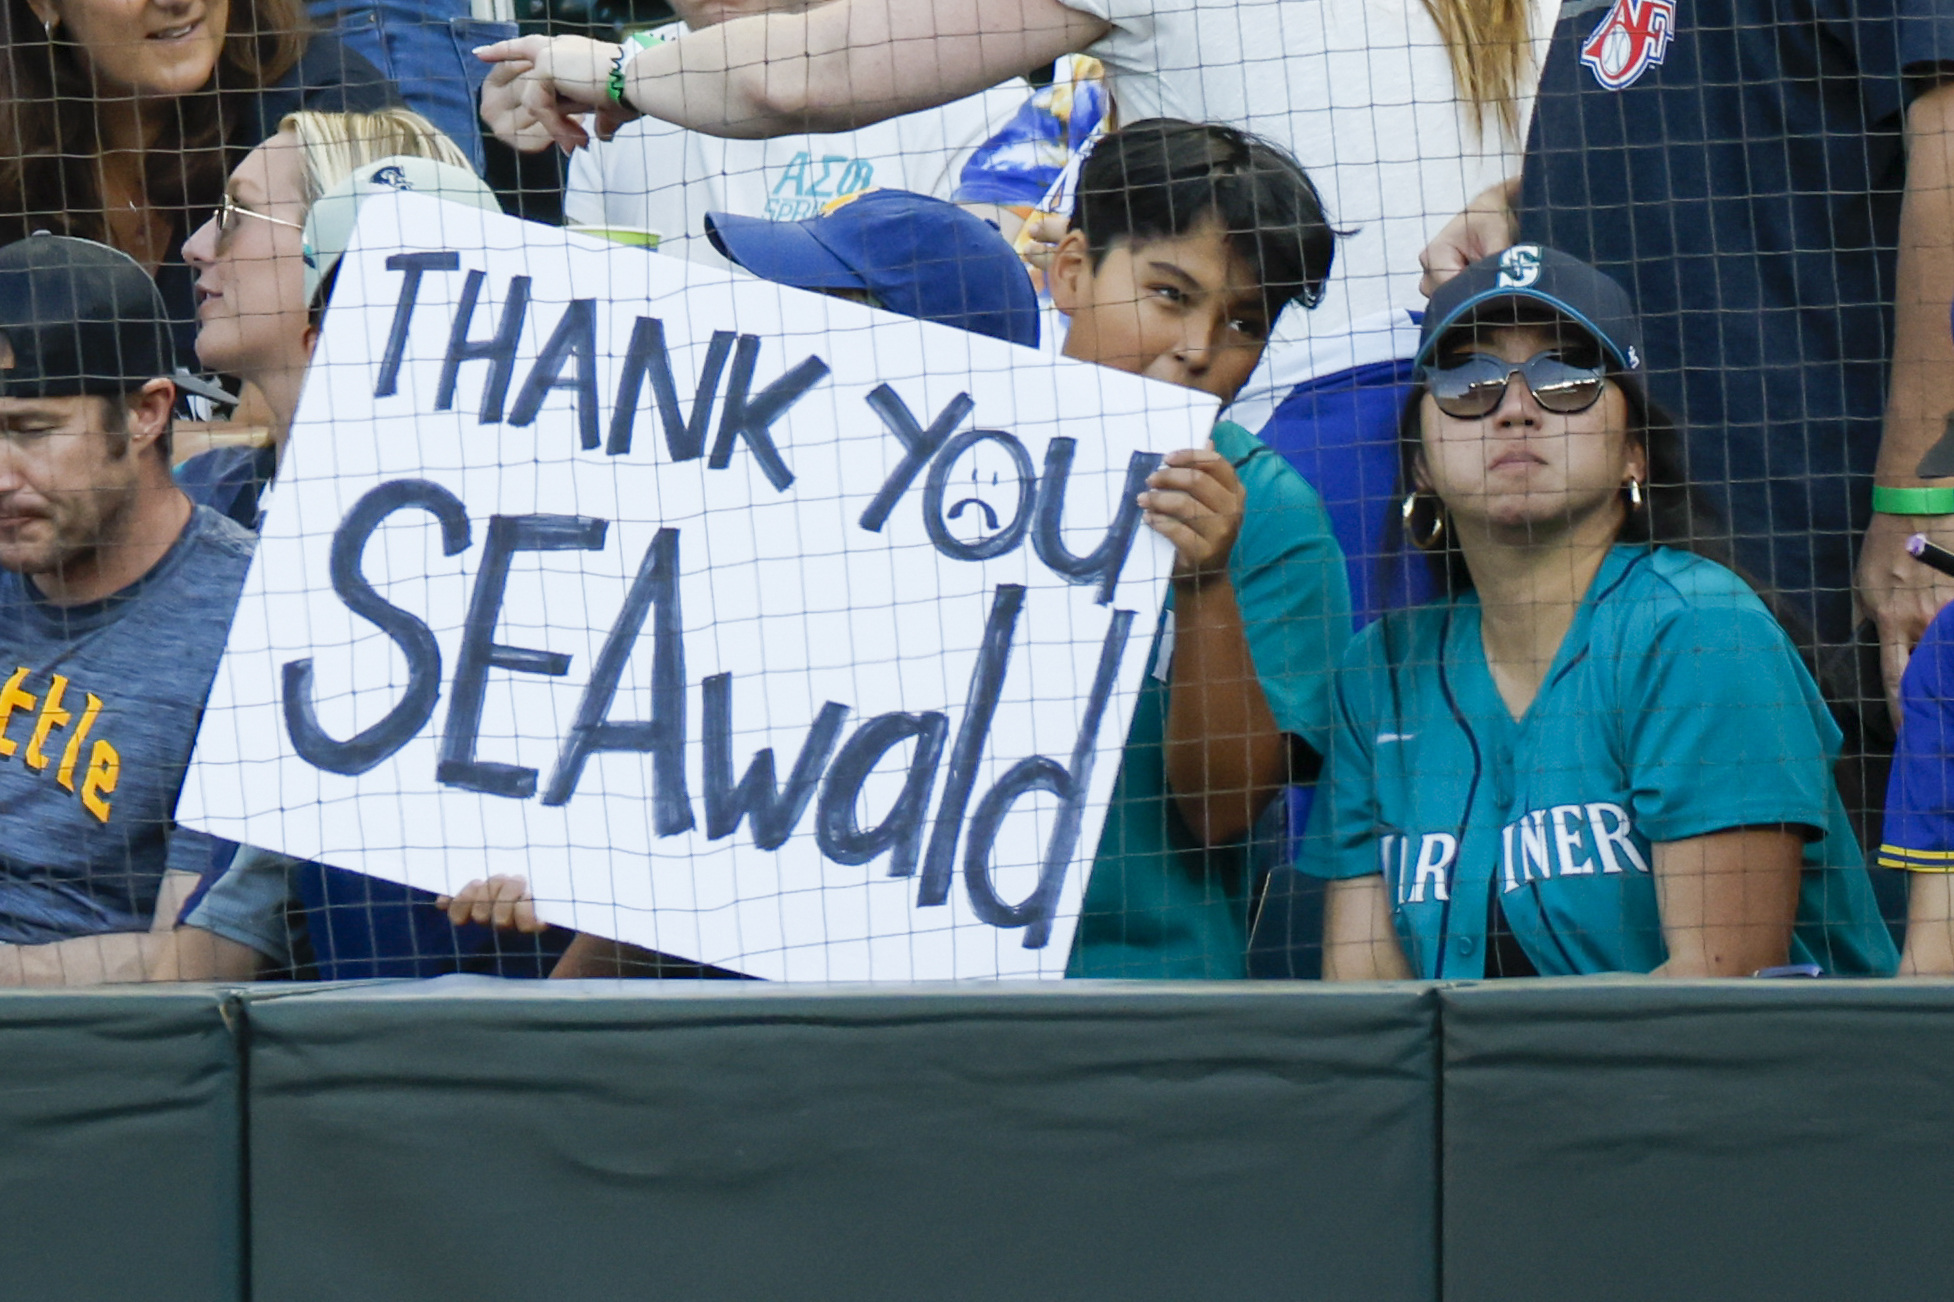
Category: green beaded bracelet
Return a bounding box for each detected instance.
[607,30,666,106]
[1872,485,1954,516]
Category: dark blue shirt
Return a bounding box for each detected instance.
[1518,0,1954,643]
[176,442,279,532]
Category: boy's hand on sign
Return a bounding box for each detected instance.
[477,35,630,155]
[1141,447,1245,588]
[437,875,547,933]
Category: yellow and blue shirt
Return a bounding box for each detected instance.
[0,507,256,943]
[1882,602,1954,874]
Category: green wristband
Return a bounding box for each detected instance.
[1872,485,1954,516]
[607,29,666,105]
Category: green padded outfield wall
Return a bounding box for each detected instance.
[1442,979,1954,1302]
[0,987,241,1302]
[23,976,1954,1300]
[243,980,1439,1302]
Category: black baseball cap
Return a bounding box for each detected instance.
[1417,244,1646,406]
[0,232,231,404]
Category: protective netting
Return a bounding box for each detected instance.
[0,0,1942,983]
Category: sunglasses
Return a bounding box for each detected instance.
[1423,349,1610,419]
[210,193,304,246]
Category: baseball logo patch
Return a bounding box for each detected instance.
[1579,0,1676,91]
[368,165,413,191]
[1497,245,1542,288]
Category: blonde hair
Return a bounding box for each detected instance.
[1421,0,1536,142]
[278,108,475,209]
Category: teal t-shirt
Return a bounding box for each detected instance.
[1067,421,1352,978]
[1299,545,1896,978]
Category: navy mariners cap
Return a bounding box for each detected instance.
[0,232,232,404]
[1418,244,1646,405]
[704,190,1040,348]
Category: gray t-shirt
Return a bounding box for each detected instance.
[0,505,253,944]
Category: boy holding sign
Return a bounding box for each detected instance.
[1041,120,1348,977]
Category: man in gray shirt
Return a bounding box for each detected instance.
[0,233,280,982]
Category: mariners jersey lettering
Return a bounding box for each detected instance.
[1379,804,1651,912]
[1499,803,1648,888]
[1301,545,1897,978]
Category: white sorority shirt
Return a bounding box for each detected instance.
[1059,0,1555,394]
[566,36,1032,272]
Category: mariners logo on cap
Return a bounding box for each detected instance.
[1579,0,1675,91]
[1496,245,1542,289]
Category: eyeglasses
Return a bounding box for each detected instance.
[1423,350,1609,419]
[211,193,304,245]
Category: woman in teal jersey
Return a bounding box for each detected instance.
[1301,245,1896,980]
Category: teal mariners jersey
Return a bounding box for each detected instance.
[1300,545,1897,978]
[1068,420,1352,978]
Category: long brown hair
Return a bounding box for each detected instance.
[0,0,308,250]
[1420,0,1535,142]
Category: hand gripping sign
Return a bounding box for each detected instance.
[179,192,1206,980]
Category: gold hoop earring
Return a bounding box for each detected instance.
[1626,477,1644,509]
[1402,491,1446,551]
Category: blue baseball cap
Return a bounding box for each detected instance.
[705,190,1039,348]
[1418,244,1646,407]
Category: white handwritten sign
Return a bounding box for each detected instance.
[180,192,1211,980]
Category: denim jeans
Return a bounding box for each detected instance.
[307,0,517,174]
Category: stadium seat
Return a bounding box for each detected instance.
[1253,354,1430,628]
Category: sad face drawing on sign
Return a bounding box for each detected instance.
[932,430,1037,558]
